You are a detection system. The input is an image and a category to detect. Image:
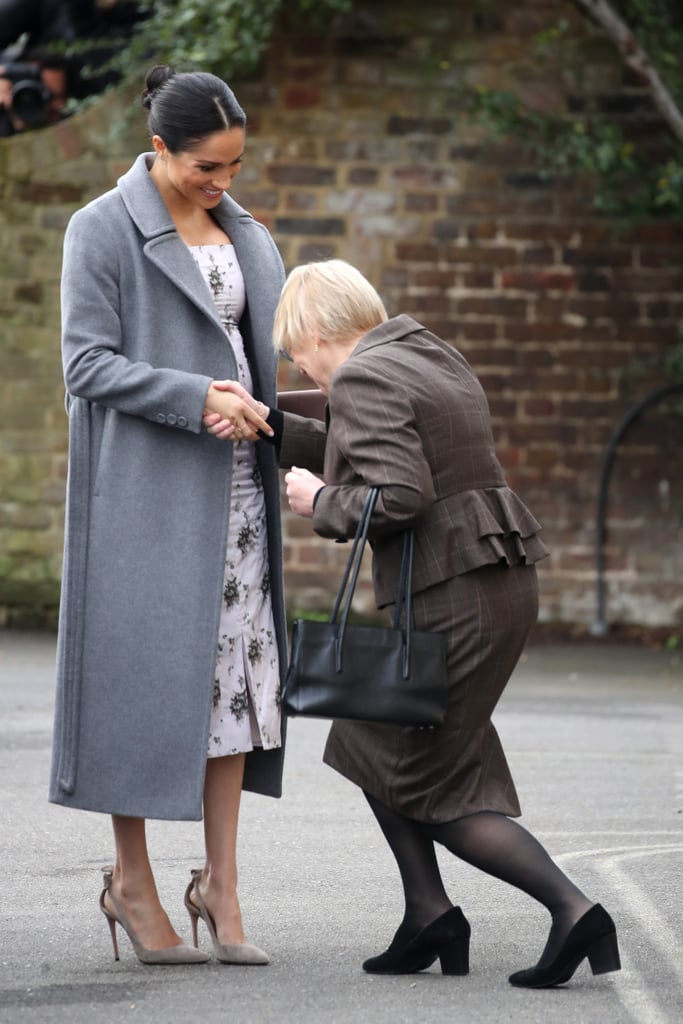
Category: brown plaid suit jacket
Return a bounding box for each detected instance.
[280,315,548,608]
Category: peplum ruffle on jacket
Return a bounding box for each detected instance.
[372,484,549,608]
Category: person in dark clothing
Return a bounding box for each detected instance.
[206,258,622,991]
[0,0,76,51]
[0,51,69,136]
[0,0,139,51]
[0,1,142,134]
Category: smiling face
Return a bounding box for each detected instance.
[151,127,245,210]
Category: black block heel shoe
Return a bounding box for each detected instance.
[509,904,621,989]
[362,906,470,976]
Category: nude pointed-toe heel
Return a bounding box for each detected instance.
[100,868,210,965]
[184,868,269,965]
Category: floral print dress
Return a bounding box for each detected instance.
[190,243,281,757]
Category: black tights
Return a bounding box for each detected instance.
[364,792,593,964]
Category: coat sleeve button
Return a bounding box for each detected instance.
[166,413,177,425]
[155,413,166,423]
[177,416,188,427]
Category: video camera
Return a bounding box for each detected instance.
[1,61,53,125]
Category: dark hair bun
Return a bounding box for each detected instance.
[142,67,246,151]
[141,64,176,111]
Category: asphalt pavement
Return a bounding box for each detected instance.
[0,629,682,1024]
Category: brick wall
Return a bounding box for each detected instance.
[1,0,681,632]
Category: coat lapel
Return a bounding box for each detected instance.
[116,152,281,397]
[116,154,237,331]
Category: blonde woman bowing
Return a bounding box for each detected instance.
[207,260,621,989]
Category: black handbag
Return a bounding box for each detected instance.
[282,487,448,726]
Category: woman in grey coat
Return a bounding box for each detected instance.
[208,260,621,989]
[50,65,287,965]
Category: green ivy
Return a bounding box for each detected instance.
[458,0,683,223]
[618,0,683,103]
[70,0,683,224]
[462,85,683,221]
[75,0,351,85]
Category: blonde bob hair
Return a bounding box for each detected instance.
[273,260,388,354]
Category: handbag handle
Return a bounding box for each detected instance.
[330,486,415,679]
[392,530,414,679]
[330,485,378,628]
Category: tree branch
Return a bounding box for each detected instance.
[573,0,683,143]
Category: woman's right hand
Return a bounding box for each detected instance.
[203,381,273,441]
[284,466,325,518]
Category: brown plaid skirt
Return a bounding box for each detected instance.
[323,562,538,823]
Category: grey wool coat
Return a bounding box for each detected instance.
[49,153,287,820]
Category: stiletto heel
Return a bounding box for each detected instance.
[509,904,620,988]
[362,906,470,975]
[188,903,200,950]
[184,869,269,965]
[100,886,120,961]
[99,868,210,965]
